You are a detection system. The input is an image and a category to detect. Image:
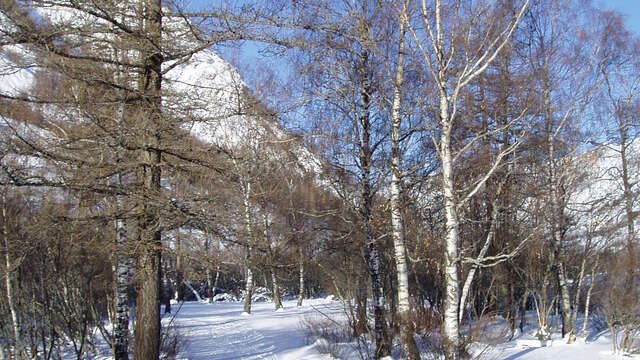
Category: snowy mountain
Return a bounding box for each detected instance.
[0,9,326,184]
[567,141,640,248]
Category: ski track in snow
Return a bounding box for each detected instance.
[167,298,340,360]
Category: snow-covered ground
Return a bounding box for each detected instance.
[167,298,343,360]
[166,300,635,360]
[472,326,625,360]
[74,299,635,359]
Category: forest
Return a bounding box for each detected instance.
[0,0,638,359]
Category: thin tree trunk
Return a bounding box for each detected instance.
[581,255,598,338]
[459,196,500,324]
[243,182,254,315]
[113,49,130,360]
[520,290,528,333]
[388,2,419,358]
[262,212,282,311]
[619,126,636,293]
[568,243,587,343]
[358,46,390,358]
[176,233,185,302]
[2,189,23,358]
[162,261,171,314]
[544,85,572,339]
[297,247,304,307]
[114,216,130,359]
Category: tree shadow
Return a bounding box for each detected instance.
[502,347,538,360]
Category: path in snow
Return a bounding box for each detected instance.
[168,298,342,360]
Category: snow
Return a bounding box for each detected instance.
[478,334,622,360]
[155,301,637,360]
[167,298,341,359]
[467,313,638,360]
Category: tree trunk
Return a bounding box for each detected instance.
[440,93,461,360]
[544,85,572,340]
[133,239,161,360]
[262,212,282,311]
[162,261,171,314]
[388,3,419,358]
[2,190,24,358]
[114,217,130,359]
[581,255,598,338]
[112,55,130,360]
[271,271,282,311]
[355,275,368,337]
[358,47,390,358]
[618,125,636,294]
[243,267,254,314]
[176,233,185,302]
[568,246,587,343]
[243,183,254,314]
[133,1,163,358]
[520,291,528,333]
[459,198,499,324]
[297,247,304,307]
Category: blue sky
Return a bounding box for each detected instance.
[599,0,640,34]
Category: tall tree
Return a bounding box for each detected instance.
[407,1,528,357]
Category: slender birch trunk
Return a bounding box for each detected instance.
[176,233,185,302]
[459,198,500,324]
[263,212,282,311]
[114,215,130,359]
[358,46,390,358]
[568,242,588,343]
[297,247,304,307]
[112,47,130,360]
[2,190,23,358]
[243,182,254,314]
[618,124,636,291]
[581,254,598,338]
[389,3,419,357]
[543,85,572,339]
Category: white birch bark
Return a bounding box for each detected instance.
[568,241,588,343]
[110,45,130,359]
[459,197,500,324]
[242,182,254,314]
[2,189,23,358]
[297,247,304,307]
[263,212,282,311]
[544,87,573,339]
[357,44,389,358]
[440,104,461,358]
[389,3,419,357]
[407,2,529,357]
[581,254,598,338]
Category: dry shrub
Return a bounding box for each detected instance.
[160,321,187,360]
[300,314,352,357]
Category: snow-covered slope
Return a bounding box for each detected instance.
[0,6,326,183]
[567,141,640,247]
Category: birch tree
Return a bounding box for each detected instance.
[387,1,421,357]
[407,1,528,357]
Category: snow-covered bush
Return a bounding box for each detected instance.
[212,293,239,302]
